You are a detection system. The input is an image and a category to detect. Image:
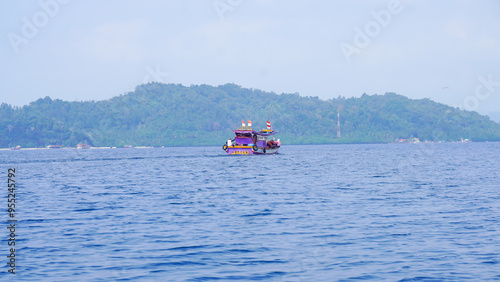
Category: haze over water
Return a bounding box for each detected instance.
[2,143,499,281]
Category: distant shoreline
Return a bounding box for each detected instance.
[0,146,155,151]
[2,141,498,151]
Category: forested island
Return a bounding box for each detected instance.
[1,83,500,148]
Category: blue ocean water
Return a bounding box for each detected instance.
[1,143,499,281]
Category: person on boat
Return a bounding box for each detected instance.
[267,139,277,148]
[227,138,232,147]
[277,139,281,147]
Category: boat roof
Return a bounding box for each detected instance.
[253,130,277,136]
[232,129,253,133]
[232,127,277,136]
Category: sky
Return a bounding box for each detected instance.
[1,0,500,116]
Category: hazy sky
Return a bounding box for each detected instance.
[1,0,500,115]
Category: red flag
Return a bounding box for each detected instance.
[242,119,246,127]
[267,121,271,129]
[248,120,252,127]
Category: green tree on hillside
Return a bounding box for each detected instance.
[1,83,500,148]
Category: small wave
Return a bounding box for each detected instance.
[167,245,212,251]
[240,209,273,217]
[399,276,447,281]
[151,261,207,267]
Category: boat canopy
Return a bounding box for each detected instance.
[252,130,277,137]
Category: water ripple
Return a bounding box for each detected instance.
[1,143,499,280]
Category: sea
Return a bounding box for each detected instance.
[1,143,499,281]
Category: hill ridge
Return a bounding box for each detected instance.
[1,82,500,147]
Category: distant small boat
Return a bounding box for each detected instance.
[76,144,91,149]
[11,145,21,150]
[47,145,63,149]
[223,120,280,155]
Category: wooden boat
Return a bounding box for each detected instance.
[223,120,280,155]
